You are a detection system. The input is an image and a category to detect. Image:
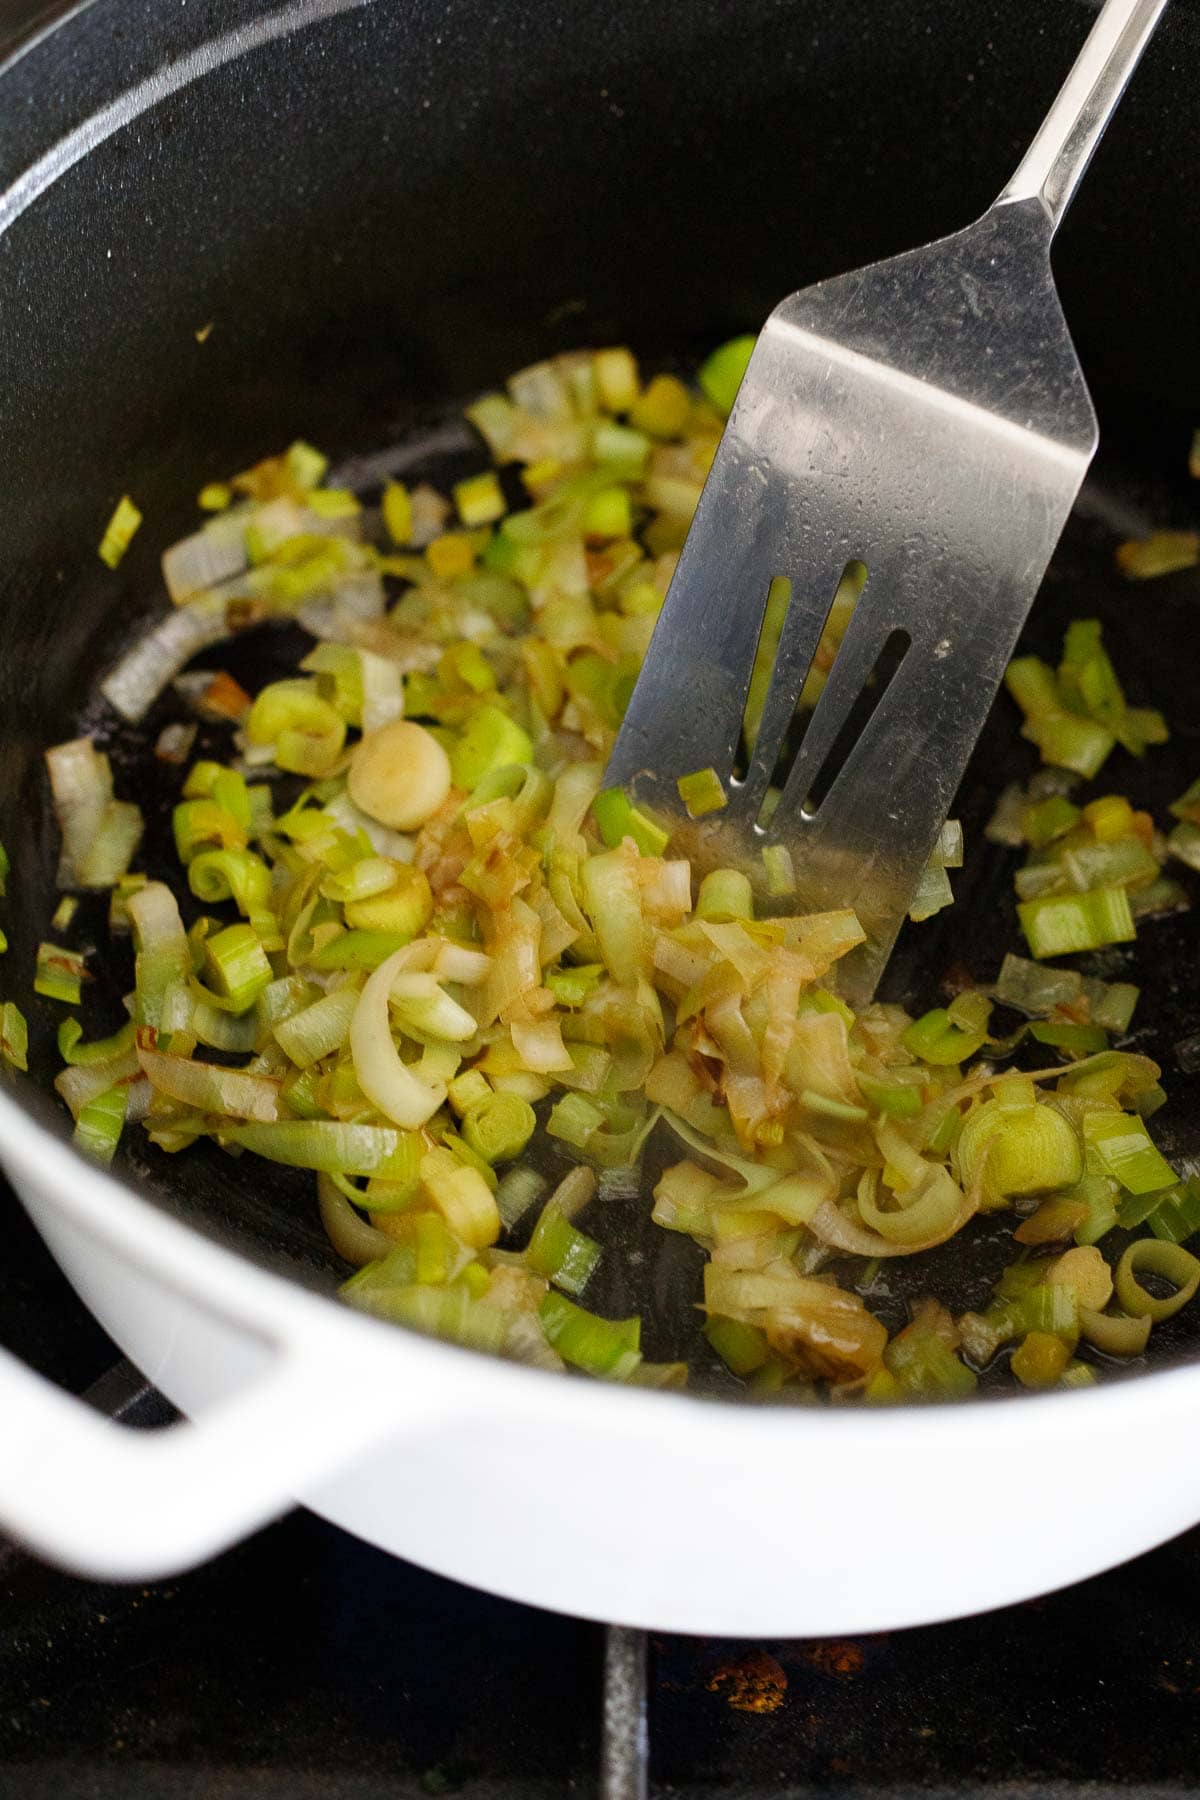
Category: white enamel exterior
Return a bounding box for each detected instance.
[3,1088,1199,1637]
[0,0,1189,1638]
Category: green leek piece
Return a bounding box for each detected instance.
[698,336,756,417]
[342,1269,508,1350]
[1116,530,1200,580]
[762,843,797,897]
[98,494,142,569]
[448,1069,491,1117]
[1129,875,1188,920]
[278,1066,327,1121]
[495,1165,548,1230]
[956,1098,1082,1199]
[227,1120,422,1182]
[884,1329,978,1401]
[51,895,79,933]
[1058,619,1123,722]
[545,963,605,1007]
[856,1073,923,1120]
[306,488,360,520]
[563,651,637,730]
[1168,821,1200,872]
[902,1006,987,1066]
[466,393,519,460]
[301,642,369,726]
[927,818,964,869]
[308,930,415,971]
[695,868,753,923]
[993,953,1083,1017]
[1004,655,1060,721]
[454,471,506,527]
[591,418,651,478]
[908,861,954,923]
[593,347,639,413]
[1054,1050,1154,1101]
[1115,1238,1200,1322]
[546,1092,605,1150]
[343,864,434,940]
[202,922,273,1012]
[273,987,358,1069]
[1010,1330,1071,1389]
[1082,1110,1176,1195]
[538,1291,641,1376]
[526,1198,602,1296]
[1170,776,1200,825]
[1033,713,1116,780]
[73,1084,127,1164]
[1058,1359,1098,1389]
[1017,885,1135,959]
[173,798,248,864]
[630,373,690,439]
[1024,794,1081,847]
[947,990,991,1035]
[57,1018,136,1066]
[449,704,534,791]
[382,481,413,545]
[591,787,670,856]
[1062,834,1159,893]
[676,767,727,818]
[1028,1020,1109,1055]
[34,942,87,1005]
[188,847,272,915]
[0,928,7,955]
[284,440,329,491]
[800,1089,868,1124]
[0,1001,29,1071]
[183,761,253,829]
[1082,976,1139,1035]
[406,1212,463,1286]
[583,486,633,540]
[960,1281,1079,1366]
[462,1091,536,1165]
[704,1316,770,1377]
[1146,1177,1200,1245]
[1119,1176,1200,1245]
[245,679,347,777]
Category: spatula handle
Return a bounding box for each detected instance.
[997,0,1167,232]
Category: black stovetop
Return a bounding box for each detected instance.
[4,1173,1200,1799]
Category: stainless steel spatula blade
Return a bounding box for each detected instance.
[606,0,1166,1003]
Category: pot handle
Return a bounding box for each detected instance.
[0,1330,429,1580]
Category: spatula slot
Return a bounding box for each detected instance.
[734,576,792,782]
[797,624,912,818]
[735,560,866,824]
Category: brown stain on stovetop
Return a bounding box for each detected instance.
[706,1649,788,1714]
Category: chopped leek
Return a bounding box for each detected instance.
[35,942,87,1005]
[1,1002,28,1071]
[1018,886,1135,958]
[73,1085,127,1164]
[539,1292,641,1376]
[35,339,1197,1401]
[98,494,142,569]
[526,1198,602,1296]
[697,336,756,417]
[676,767,727,818]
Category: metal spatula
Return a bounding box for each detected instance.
[606,0,1167,1003]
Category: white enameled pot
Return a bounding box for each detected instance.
[1,1083,1197,1636]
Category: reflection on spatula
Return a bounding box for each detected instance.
[605,0,1167,1004]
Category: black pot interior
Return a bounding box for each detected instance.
[0,0,1198,1386]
